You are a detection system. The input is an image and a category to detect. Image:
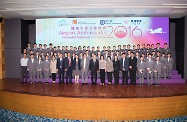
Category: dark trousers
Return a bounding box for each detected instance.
[130,70,136,84]
[21,66,28,82]
[122,71,128,84]
[100,69,105,83]
[52,73,56,81]
[91,70,97,83]
[113,70,119,84]
[66,67,72,83]
[107,72,112,83]
[58,68,64,82]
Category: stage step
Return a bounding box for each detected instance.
[136,79,185,83]
[171,74,181,79]
[171,70,178,75]
[159,79,185,83]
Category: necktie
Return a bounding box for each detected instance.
[69,58,71,66]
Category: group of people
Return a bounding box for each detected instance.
[20,42,173,86]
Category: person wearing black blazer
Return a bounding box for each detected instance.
[113,55,120,84]
[120,53,129,85]
[89,54,99,85]
[64,52,73,84]
[129,52,137,85]
[56,53,65,84]
[72,54,81,84]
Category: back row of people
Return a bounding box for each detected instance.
[24,42,170,57]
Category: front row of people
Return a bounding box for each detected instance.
[20,52,173,86]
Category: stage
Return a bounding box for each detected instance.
[0,77,187,121]
[1,78,187,98]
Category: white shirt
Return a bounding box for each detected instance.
[31,59,34,63]
[123,58,125,67]
[83,58,86,68]
[20,58,29,66]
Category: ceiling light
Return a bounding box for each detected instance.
[174,6,187,8]
[162,4,187,6]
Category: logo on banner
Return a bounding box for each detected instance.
[130,19,142,25]
[72,19,96,24]
[59,20,68,26]
[146,28,166,34]
[100,20,121,25]
[72,20,77,24]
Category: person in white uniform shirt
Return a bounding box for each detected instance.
[20,53,29,83]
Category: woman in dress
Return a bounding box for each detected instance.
[99,55,106,85]
[72,54,81,84]
[50,55,57,83]
[113,55,120,84]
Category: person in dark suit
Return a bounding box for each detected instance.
[89,54,99,85]
[120,53,129,85]
[113,55,120,84]
[57,53,65,84]
[64,52,73,84]
[72,54,81,84]
[129,52,137,85]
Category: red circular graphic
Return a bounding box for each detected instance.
[114,26,127,38]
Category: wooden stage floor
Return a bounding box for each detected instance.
[0,78,187,98]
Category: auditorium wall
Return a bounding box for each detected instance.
[4,19,22,78]
[175,17,185,78]
[4,19,29,78]
[29,24,36,46]
[170,23,176,70]
[3,18,180,78]
[184,16,187,80]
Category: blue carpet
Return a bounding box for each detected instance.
[0,108,187,122]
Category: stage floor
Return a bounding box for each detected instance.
[0,78,187,98]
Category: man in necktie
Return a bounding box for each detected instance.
[145,54,154,85]
[153,56,162,86]
[161,53,167,79]
[81,54,89,85]
[27,54,36,83]
[120,53,129,85]
[163,43,170,55]
[89,54,99,85]
[64,52,73,84]
[129,52,137,85]
[166,53,173,79]
[137,56,146,85]
[57,53,65,84]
